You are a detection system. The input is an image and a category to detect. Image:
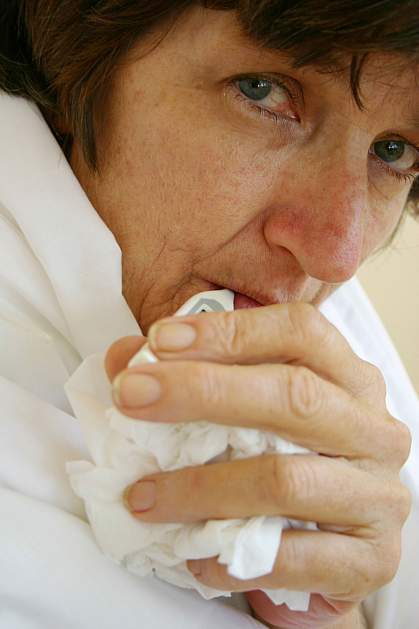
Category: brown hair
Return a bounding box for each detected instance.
[1,1,418,212]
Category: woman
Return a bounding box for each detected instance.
[1,2,419,628]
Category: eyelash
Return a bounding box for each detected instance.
[234,95,287,124]
[231,77,419,186]
[230,75,300,124]
[371,152,419,184]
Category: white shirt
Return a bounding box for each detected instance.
[1,91,418,629]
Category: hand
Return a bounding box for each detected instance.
[252,601,369,628]
[105,303,411,628]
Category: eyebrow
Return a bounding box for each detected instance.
[228,38,419,131]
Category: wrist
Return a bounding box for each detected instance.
[326,605,369,629]
[249,599,368,629]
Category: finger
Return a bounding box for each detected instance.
[105,336,147,382]
[185,529,395,602]
[112,360,403,461]
[125,454,401,527]
[146,303,380,399]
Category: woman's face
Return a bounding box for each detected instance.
[70,8,418,333]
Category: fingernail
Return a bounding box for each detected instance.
[188,560,202,577]
[149,321,197,352]
[113,372,161,408]
[124,481,156,512]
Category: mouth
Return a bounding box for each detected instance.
[210,283,268,310]
[207,279,323,310]
[208,282,268,310]
[233,292,264,310]
[211,284,276,310]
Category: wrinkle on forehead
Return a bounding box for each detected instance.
[348,61,418,146]
[122,6,418,139]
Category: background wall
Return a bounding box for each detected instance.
[358,213,419,395]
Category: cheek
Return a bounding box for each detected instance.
[361,193,408,259]
[101,103,277,251]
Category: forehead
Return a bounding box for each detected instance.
[128,8,419,124]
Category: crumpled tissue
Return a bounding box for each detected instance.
[65,352,316,611]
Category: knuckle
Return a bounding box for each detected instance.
[193,363,222,407]
[267,455,313,510]
[392,419,412,466]
[287,366,323,419]
[364,361,384,383]
[287,302,330,346]
[374,537,402,587]
[362,361,387,399]
[393,483,412,523]
[347,541,398,599]
[380,416,412,468]
[345,573,371,601]
[208,311,243,359]
[278,532,300,580]
[267,456,291,508]
[380,480,412,524]
[328,547,372,600]
[353,537,402,596]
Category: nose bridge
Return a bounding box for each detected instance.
[266,126,368,283]
[312,131,366,236]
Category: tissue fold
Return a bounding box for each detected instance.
[65,353,316,610]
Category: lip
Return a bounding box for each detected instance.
[209,283,279,309]
[233,291,264,309]
[233,288,276,307]
[207,278,322,308]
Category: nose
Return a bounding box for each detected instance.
[264,141,367,284]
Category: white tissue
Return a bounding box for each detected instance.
[65,353,316,611]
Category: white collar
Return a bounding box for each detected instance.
[0,92,140,358]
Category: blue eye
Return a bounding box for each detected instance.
[231,75,300,124]
[374,140,405,163]
[373,140,418,171]
[238,78,273,101]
